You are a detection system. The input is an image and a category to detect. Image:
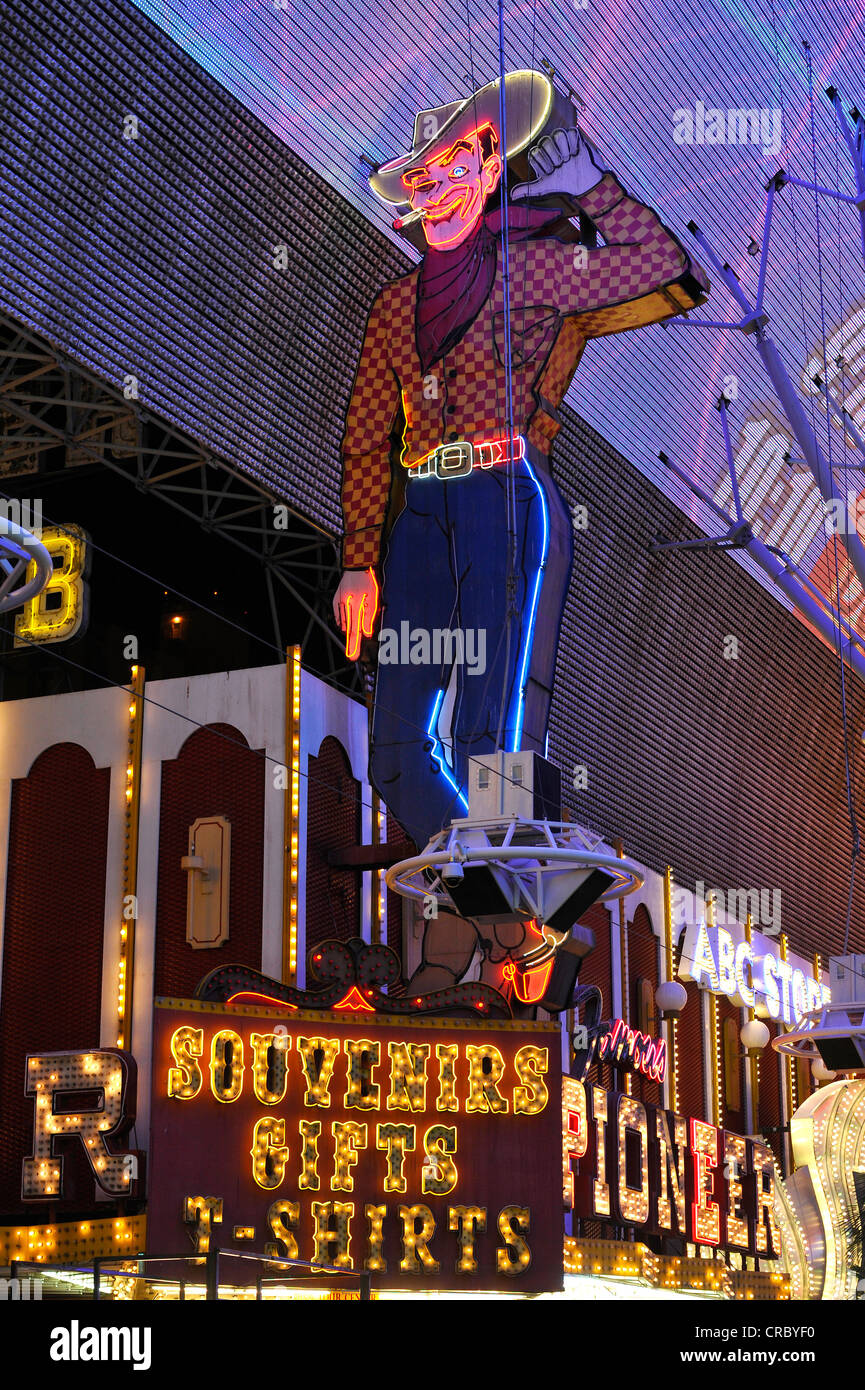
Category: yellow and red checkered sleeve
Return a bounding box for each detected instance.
[340,290,400,570]
[550,173,708,326]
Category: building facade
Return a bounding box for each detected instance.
[0,0,857,1299]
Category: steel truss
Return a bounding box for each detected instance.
[654,85,865,681]
[0,311,359,693]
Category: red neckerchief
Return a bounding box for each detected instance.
[415,201,559,374]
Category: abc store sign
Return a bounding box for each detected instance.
[678,921,828,1026]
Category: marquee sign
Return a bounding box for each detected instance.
[576,1016,667,1083]
[678,920,828,1027]
[562,1076,780,1258]
[21,1048,141,1201]
[148,1001,563,1292]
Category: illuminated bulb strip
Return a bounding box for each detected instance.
[745,914,758,1134]
[0,1216,147,1267]
[616,840,629,1025]
[370,795,387,946]
[811,951,822,1105]
[398,1204,439,1273]
[283,645,302,984]
[117,663,144,1050]
[616,1096,649,1223]
[711,992,722,1129]
[364,1204,387,1272]
[560,1237,789,1298]
[663,867,679,1112]
[780,934,795,1139]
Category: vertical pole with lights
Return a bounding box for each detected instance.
[663,867,679,1112]
[611,841,631,1093]
[710,994,723,1127]
[370,792,387,946]
[705,891,723,1128]
[282,645,302,984]
[811,952,822,1099]
[781,933,795,1168]
[612,838,629,1022]
[745,913,758,1135]
[117,665,144,1050]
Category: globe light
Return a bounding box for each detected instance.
[655,980,688,1020]
[740,1019,771,1055]
[811,1057,838,1084]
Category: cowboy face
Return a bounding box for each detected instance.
[402,125,503,249]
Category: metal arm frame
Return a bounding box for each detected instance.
[657,86,865,680]
[0,312,359,692]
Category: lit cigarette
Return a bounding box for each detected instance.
[393,208,427,230]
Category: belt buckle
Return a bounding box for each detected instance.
[434,441,473,479]
[407,457,432,479]
[408,436,524,480]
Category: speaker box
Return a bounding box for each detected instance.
[445,865,517,922]
[544,868,615,934]
[468,750,561,821]
[816,1034,865,1070]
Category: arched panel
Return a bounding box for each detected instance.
[386,810,408,963]
[676,980,706,1123]
[305,736,362,953]
[757,1020,785,1170]
[628,904,662,1109]
[154,723,264,999]
[721,1000,746,1133]
[578,902,615,1101]
[0,743,109,1211]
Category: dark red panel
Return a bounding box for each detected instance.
[577,903,614,1096]
[757,1020,784,1166]
[386,811,408,963]
[719,995,746,1134]
[795,1055,813,1110]
[154,724,264,999]
[676,980,706,1122]
[578,901,613,1016]
[0,743,109,1215]
[628,904,662,1109]
[305,736,361,951]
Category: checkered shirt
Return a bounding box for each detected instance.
[340,173,708,569]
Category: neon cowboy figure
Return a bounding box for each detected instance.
[334,70,708,868]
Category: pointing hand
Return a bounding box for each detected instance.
[334,567,380,660]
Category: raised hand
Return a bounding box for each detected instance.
[511,127,606,201]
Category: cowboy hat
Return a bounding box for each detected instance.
[370,69,563,206]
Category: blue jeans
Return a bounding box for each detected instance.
[370,453,572,848]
